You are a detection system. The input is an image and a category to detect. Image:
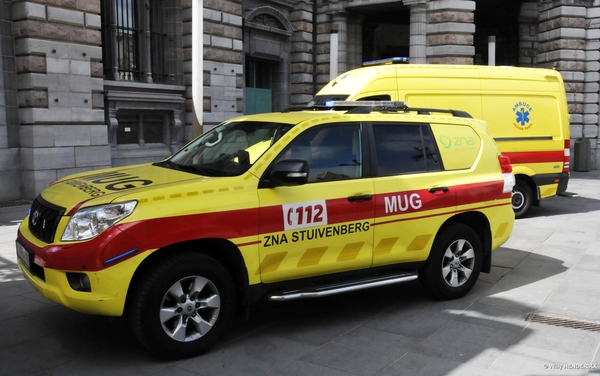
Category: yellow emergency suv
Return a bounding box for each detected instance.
[16,101,515,359]
[310,59,571,217]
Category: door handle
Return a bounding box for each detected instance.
[348,194,373,202]
[428,186,449,195]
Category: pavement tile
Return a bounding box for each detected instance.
[268,359,357,376]
[486,347,590,376]
[488,247,532,269]
[377,351,483,376]
[558,268,600,294]
[478,273,566,313]
[177,333,317,376]
[0,293,56,322]
[512,322,600,358]
[363,298,472,340]
[539,288,600,322]
[0,315,61,350]
[414,319,525,368]
[301,341,400,376]
[299,326,418,375]
[452,301,530,330]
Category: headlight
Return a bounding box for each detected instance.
[61,201,137,241]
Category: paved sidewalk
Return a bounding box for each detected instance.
[1,172,599,376]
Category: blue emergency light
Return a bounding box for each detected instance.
[362,57,410,66]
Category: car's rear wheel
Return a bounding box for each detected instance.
[128,252,236,359]
[420,223,482,300]
[512,179,532,218]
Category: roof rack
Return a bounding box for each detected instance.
[323,100,473,118]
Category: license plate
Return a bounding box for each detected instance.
[16,241,31,270]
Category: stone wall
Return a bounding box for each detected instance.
[202,0,243,133]
[0,0,21,201]
[12,0,109,199]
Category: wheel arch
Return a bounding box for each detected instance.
[514,173,539,205]
[440,211,492,273]
[124,238,250,315]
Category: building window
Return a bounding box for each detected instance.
[101,0,180,84]
[116,111,167,146]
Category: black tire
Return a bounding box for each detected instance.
[128,252,236,359]
[512,179,532,218]
[419,224,482,300]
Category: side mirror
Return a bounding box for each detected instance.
[270,159,309,186]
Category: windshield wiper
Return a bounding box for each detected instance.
[153,160,182,170]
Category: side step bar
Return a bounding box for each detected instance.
[268,272,418,301]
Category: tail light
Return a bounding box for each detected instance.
[499,155,515,193]
[498,155,513,174]
[563,139,570,173]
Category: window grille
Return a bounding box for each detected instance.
[101,0,172,83]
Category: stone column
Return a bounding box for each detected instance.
[330,11,348,75]
[290,0,315,106]
[585,5,600,169]
[404,0,428,64]
[427,0,475,64]
[183,0,195,142]
[518,2,540,67]
[12,0,110,199]
[538,1,586,167]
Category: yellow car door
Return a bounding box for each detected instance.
[257,123,375,283]
[369,122,457,267]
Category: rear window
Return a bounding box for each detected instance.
[372,123,441,176]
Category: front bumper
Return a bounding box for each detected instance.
[16,237,148,317]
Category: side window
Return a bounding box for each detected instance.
[356,94,391,101]
[430,123,481,170]
[372,123,441,176]
[276,124,362,182]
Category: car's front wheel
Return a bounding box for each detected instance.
[420,223,482,300]
[128,252,236,359]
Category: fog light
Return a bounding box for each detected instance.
[66,272,92,292]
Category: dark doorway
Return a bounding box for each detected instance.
[362,10,410,62]
[245,59,273,115]
[474,0,525,66]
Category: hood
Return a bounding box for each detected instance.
[41,164,204,211]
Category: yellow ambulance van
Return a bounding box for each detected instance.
[309,60,571,217]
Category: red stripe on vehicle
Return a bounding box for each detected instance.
[502,150,564,164]
[23,180,509,272]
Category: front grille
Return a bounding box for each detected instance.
[28,197,65,243]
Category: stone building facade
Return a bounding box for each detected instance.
[0,0,599,201]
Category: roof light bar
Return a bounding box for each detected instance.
[363,57,411,67]
[325,100,407,109]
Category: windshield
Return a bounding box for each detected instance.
[162,121,293,176]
